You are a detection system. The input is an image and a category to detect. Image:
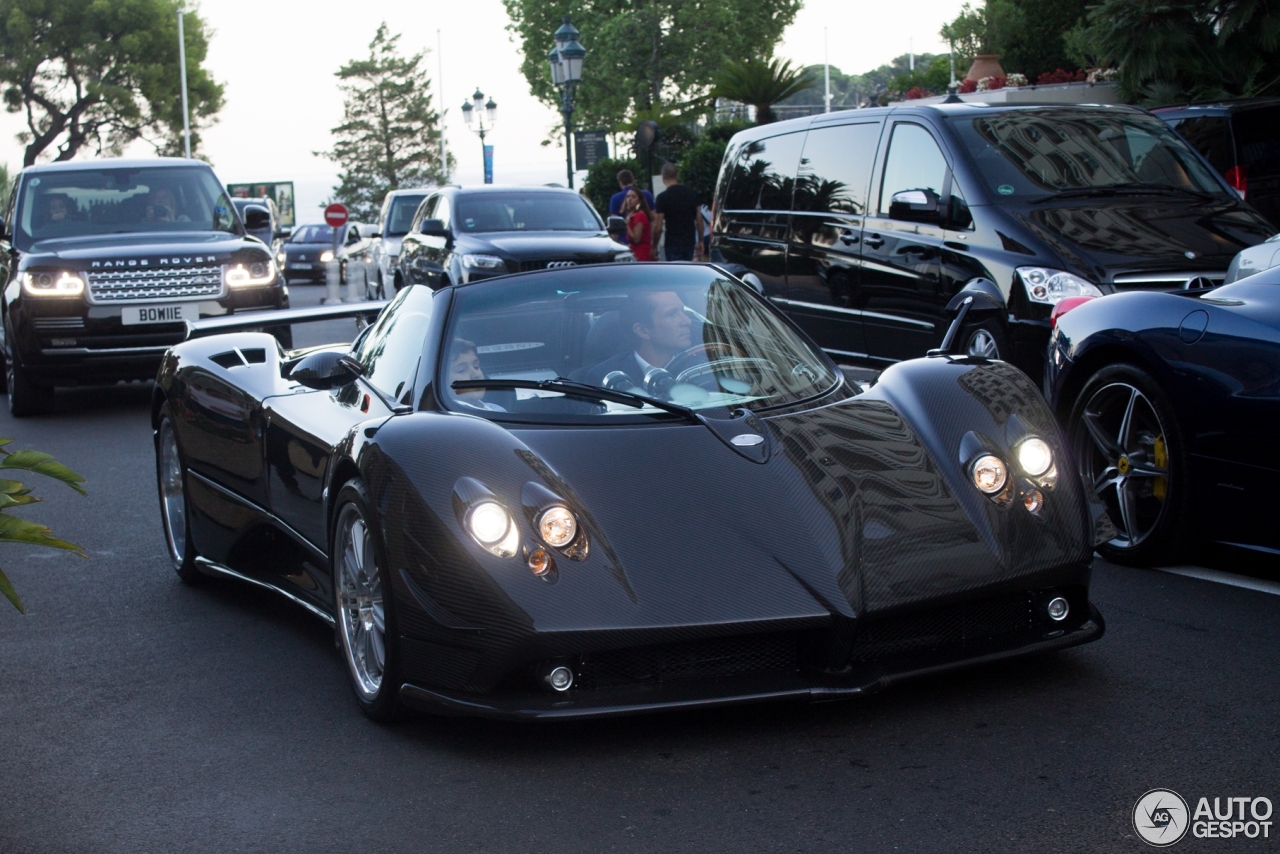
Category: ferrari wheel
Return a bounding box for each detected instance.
[156,407,201,582]
[1069,364,1189,566]
[333,479,405,721]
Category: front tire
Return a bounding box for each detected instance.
[156,407,201,583]
[1068,363,1190,566]
[962,319,1007,360]
[333,479,405,722]
[7,352,54,417]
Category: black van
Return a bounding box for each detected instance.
[710,103,1274,377]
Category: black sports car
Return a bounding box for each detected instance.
[1046,271,1280,565]
[154,264,1104,721]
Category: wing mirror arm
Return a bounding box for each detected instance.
[930,278,1005,357]
[930,297,974,357]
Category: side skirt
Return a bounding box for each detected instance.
[195,556,335,627]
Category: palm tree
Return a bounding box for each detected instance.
[713,57,817,124]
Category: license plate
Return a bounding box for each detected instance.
[289,262,313,270]
[121,304,197,325]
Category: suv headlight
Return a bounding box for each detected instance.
[224,259,277,286]
[22,271,85,297]
[461,254,506,271]
[614,251,636,263]
[1017,267,1102,305]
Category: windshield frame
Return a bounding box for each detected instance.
[434,263,845,426]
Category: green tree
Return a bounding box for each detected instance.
[0,0,223,166]
[319,23,450,223]
[712,57,816,124]
[582,156,642,215]
[0,439,86,613]
[503,0,803,132]
[987,0,1091,80]
[941,2,996,65]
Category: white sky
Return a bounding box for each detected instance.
[0,0,965,220]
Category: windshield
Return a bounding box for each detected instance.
[951,109,1228,202]
[441,265,839,423]
[385,194,427,236]
[14,166,239,249]
[290,224,336,243]
[455,193,602,233]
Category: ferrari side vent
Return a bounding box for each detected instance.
[575,632,801,690]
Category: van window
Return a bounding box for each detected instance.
[793,123,879,215]
[879,123,949,214]
[722,132,805,211]
[1233,106,1280,178]
[1167,116,1233,174]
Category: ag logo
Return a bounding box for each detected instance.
[1134,789,1190,846]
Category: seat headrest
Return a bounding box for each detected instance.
[583,310,633,365]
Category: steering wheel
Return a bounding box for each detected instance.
[665,342,746,377]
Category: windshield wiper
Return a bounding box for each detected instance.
[1033,184,1216,204]
[451,377,699,422]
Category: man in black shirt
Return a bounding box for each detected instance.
[652,162,700,262]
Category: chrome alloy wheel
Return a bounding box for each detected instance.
[1075,382,1171,549]
[158,420,187,565]
[967,328,1000,359]
[335,504,385,701]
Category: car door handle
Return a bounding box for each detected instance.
[863,234,885,249]
[838,230,859,245]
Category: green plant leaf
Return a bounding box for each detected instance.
[0,493,39,510]
[0,479,33,496]
[0,449,87,495]
[0,565,23,613]
[0,514,86,557]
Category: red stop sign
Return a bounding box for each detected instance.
[324,203,349,228]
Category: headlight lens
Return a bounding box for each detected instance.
[224,259,277,286]
[461,254,507,271]
[538,506,577,548]
[971,454,1008,494]
[614,251,636,263]
[1017,437,1053,477]
[276,251,286,265]
[1017,267,1103,305]
[320,250,335,263]
[22,271,85,297]
[467,501,511,544]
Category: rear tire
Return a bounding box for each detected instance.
[332,478,406,722]
[156,406,202,583]
[7,353,54,417]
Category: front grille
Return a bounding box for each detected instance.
[34,317,85,330]
[518,257,610,273]
[850,593,1032,662]
[1112,271,1225,289]
[86,266,223,302]
[575,633,801,690]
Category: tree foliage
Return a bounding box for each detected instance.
[1069,0,1280,103]
[503,0,802,132]
[582,156,642,215]
[319,23,450,223]
[0,438,86,613]
[712,57,816,124]
[0,0,223,166]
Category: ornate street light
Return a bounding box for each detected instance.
[547,17,586,189]
[462,88,497,183]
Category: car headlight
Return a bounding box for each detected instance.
[22,271,85,297]
[1017,267,1103,305]
[971,454,1008,494]
[465,500,519,557]
[320,250,335,263]
[224,259,277,287]
[461,254,506,271]
[1016,437,1053,477]
[276,251,286,265]
[537,506,577,548]
[614,251,636,263]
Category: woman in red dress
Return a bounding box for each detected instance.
[622,187,655,261]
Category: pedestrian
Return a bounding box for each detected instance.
[621,187,655,261]
[651,162,700,262]
[609,169,654,217]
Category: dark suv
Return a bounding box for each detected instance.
[1153,98,1280,228]
[711,103,1273,378]
[396,185,632,289]
[0,158,288,415]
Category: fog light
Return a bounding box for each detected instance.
[1047,596,1069,621]
[1023,489,1044,513]
[547,665,573,692]
[527,548,553,577]
[971,454,1008,494]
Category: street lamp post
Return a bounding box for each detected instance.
[546,17,586,189]
[461,88,497,183]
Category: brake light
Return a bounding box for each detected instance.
[1050,296,1096,328]
[1225,165,1247,199]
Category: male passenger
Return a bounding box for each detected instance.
[578,290,693,388]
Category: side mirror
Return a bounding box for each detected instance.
[242,204,272,230]
[274,226,292,240]
[888,188,943,225]
[289,349,359,389]
[930,278,1006,357]
[419,218,449,238]
[606,215,627,239]
[371,230,382,239]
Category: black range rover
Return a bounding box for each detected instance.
[0,158,288,415]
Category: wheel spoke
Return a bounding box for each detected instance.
[1117,387,1140,450]
[1127,461,1168,477]
[1094,469,1121,493]
[1081,410,1120,458]
[372,601,385,633]
[1116,478,1140,544]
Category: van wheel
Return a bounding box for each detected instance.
[7,354,54,417]
[963,320,1007,360]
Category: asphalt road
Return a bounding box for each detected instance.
[1,285,1277,853]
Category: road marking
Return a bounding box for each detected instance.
[1154,565,1280,597]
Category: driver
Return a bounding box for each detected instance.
[579,290,693,389]
[144,186,178,222]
